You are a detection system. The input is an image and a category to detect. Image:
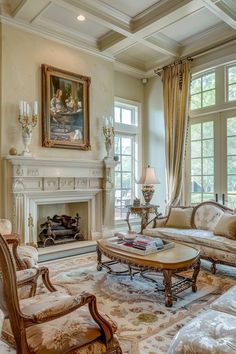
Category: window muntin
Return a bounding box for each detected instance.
[227,65,236,102]
[114,100,139,220]
[190,72,216,110]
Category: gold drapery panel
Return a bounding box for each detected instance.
[160,60,191,208]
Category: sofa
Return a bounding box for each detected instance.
[168,284,236,353]
[143,201,236,273]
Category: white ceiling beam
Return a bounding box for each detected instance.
[201,0,236,30]
[11,0,52,22]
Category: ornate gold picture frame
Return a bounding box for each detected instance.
[42,64,91,150]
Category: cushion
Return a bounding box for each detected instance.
[210,285,236,316]
[168,310,236,354]
[165,207,193,229]
[214,213,236,239]
[194,204,224,231]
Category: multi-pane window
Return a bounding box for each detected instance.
[187,62,236,208]
[227,65,236,102]
[114,101,139,220]
[190,72,215,110]
[190,121,214,204]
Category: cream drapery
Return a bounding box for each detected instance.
[162,60,191,207]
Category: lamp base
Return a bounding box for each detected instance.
[142,184,155,205]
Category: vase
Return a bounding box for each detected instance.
[21,130,32,157]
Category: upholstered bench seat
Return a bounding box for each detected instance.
[168,309,236,354]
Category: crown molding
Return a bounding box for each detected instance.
[0,15,114,60]
[113,60,145,78]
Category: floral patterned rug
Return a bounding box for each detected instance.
[1,253,236,354]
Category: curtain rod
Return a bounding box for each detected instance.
[154,36,236,76]
[154,57,193,76]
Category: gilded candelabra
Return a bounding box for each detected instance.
[18,100,38,156]
[103,116,114,158]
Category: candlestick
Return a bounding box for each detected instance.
[18,100,38,157]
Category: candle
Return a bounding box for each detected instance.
[19,101,23,116]
[26,103,30,116]
[23,101,27,116]
[33,101,38,115]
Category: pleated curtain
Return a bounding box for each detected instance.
[162,60,191,208]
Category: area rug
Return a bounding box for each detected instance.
[1,254,236,354]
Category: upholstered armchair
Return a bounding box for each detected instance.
[0,219,38,269]
[0,234,122,354]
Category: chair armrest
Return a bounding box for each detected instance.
[23,291,114,343]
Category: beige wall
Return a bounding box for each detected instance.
[143,76,166,213]
[1,23,114,160]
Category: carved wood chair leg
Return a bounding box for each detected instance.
[211,262,217,274]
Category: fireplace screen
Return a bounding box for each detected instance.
[38,213,84,247]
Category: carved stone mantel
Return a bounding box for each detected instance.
[3,156,112,244]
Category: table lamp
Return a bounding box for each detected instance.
[138,165,159,205]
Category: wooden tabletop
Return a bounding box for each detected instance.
[97,238,200,270]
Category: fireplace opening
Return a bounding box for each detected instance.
[37,202,88,247]
[38,213,84,247]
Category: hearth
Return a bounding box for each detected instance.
[38,213,84,247]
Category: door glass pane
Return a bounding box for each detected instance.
[115,107,120,123]
[191,124,201,140]
[228,195,236,209]
[228,175,236,193]
[191,159,202,175]
[191,78,201,94]
[227,136,236,155]
[191,193,202,204]
[228,156,236,174]
[191,141,201,158]
[203,158,214,175]
[191,176,202,192]
[203,176,214,192]
[203,121,213,139]
[121,137,132,154]
[203,194,214,201]
[227,117,236,135]
[203,139,213,157]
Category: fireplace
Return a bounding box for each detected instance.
[3,156,116,245]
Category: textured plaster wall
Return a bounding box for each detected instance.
[1,24,114,160]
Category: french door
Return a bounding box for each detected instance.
[186,109,236,208]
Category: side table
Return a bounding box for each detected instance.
[125,204,160,233]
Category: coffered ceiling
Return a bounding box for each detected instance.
[0,0,236,77]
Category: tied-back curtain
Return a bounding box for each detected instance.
[162,60,191,208]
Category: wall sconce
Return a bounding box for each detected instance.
[102,116,114,158]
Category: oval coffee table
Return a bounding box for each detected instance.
[97,239,201,307]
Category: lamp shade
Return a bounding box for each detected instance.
[138,165,159,185]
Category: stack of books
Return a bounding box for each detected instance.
[132,235,164,251]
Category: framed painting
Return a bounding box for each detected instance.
[41,64,91,150]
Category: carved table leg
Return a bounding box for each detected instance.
[163,269,173,307]
[192,258,201,292]
[96,245,102,271]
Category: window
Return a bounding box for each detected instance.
[114,100,139,220]
[186,62,236,208]
[190,72,215,110]
[227,65,236,102]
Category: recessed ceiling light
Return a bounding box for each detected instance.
[77,14,86,21]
